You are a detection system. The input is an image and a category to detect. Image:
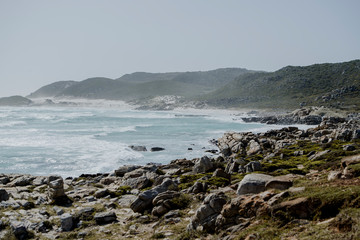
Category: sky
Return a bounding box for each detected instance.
[0,0,360,97]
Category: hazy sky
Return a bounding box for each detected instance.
[1,0,360,97]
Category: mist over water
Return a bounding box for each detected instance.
[0,106,299,177]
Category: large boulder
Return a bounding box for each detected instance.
[60,213,74,231]
[246,140,261,156]
[193,156,214,173]
[0,189,9,202]
[114,165,140,177]
[237,173,274,195]
[94,212,117,225]
[130,178,177,213]
[47,176,65,200]
[187,192,227,233]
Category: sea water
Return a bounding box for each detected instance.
[0,105,297,177]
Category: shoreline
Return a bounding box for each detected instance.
[0,115,359,239]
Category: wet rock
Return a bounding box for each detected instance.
[0,189,9,202]
[150,147,165,152]
[237,173,274,195]
[94,212,117,225]
[129,145,147,151]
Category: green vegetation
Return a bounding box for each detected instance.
[200,59,360,110]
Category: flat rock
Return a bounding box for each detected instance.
[237,173,274,195]
[94,211,117,225]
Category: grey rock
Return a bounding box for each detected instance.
[114,165,140,177]
[121,176,151,189]
[343,145,356,151]
[0,176,10,184]
[237,173,274,195]
[118,195,137,208]
[328,170,342,181]
[94,212,117,225]
[187,181,208,194]
[10,221,28,240]
[60,213,74,231]
[94,189,110,198]
[246,140,261,156]
[129,145,147,151]
[53,206,64,215]
[244,161,262,173]
[265,177,293,190]
[13,176,32,186]
[193,156,213,173]
[47,175,66,201]
[0,189,9,202]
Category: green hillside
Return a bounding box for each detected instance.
[28,81,77,98]
[201,60,360,110]
[29,68,251,100]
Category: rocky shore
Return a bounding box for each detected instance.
[1,111,360,239]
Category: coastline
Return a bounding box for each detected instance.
[0,114,359,239]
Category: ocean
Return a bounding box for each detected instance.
[0,105,295,177]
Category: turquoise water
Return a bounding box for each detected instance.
[0,106,275,177]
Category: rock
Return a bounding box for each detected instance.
[212,168,231,180]
[244,161,262,173]
[150,147,165,152]
[341,154,360,168]
[328,171,342,181]
[10,221,28,240]
[129,145,147,151]
[75,207,95,221]
[118,195,137,208]
[100,177,117,185]
[0,189,9,202]
[121,176,151,189]
[94,189,110,198]
[47,175,66,201]
[246,140,261,156]
[187,181,208,194]
[114,165,140,177]
[343,145,356,151]
[193,156,214,173]
[130,178,177,213]
[13,176,32,186]
[0,176,10,184]
[265,177,293,190]
[308,150,331,160]
[271,197,314,219]
[187,192,227,233]
[237,173,274,195]
[60,213,74,231]
[53,206,64,215]
[94,212,117,225]
[267,191,290,206]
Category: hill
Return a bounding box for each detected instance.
[28,68,251,100]
[0,96,33,106]
[27,81,77,98]
[201,60,360,110]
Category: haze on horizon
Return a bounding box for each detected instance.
[0,0,359,98]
